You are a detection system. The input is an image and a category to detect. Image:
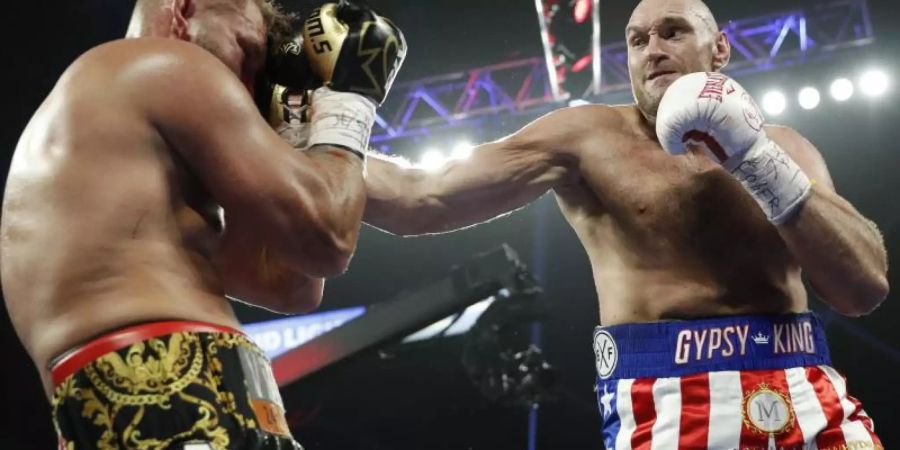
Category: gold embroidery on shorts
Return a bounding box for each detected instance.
[52,331,245,449]
[741,383,796,437]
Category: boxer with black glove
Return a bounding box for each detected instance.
[4,0,406,448]
[258,1,407,158]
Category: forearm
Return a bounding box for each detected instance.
[363,155,432,235]
[287,146,366,274]
[364,161,487,236]
[364,141,575,236]
[778,187,889,316]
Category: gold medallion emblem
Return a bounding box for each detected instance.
[742,383,795,436]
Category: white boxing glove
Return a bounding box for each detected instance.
[655,72,813,224]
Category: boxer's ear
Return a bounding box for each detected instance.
[711,31,731,71]
[170,0,196,40]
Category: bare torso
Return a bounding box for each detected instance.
[1,45,240,394]
[554,105,807,325]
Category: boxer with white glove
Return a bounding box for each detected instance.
[656,72,813,224]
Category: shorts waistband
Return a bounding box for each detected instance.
[50,321,245,386]
[593,312,830,381]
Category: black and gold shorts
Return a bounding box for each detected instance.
[50,321,303,450]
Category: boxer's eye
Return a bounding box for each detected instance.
[661,26,687,40]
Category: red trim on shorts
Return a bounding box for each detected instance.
[50,321,244,386]
[846,385,881,447]
[629,378,657,450]
[738,370,775,449]
[809,366,848,449]
[678,372,710,448]
[766,369,805,447]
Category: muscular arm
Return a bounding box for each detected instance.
[767,126,889,316]
[125,39,365,311]
[364,107,591,235]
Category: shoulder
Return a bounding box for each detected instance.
[764,124,807,146]
[509,103,625,152]
[78,38,223,69]
[764,124,819,160]
[764,124,834,189]
[538,103,625,130]
[69,38,234,93]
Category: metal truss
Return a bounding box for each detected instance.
[372,58,553,144]
[372,0,874,145]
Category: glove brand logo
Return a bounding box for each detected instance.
[741,91,764,131]
[698,72,733,103]
[353,18,407,101]
[279,39,302,57]
[305,7,335,55]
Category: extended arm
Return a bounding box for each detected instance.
[364,106,595,235]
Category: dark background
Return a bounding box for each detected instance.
[2,0,899,448]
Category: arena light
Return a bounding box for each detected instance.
[450,142,474,160]
[830,78,854,102]
[419,149,447,172]
[573,0,591,24]
[572,54,592,73]
[859,69,890,97]
[798,87,821,110]
[761,90,787,116]
[568,98,591,107]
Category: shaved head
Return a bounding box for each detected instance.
[625,0,730,122]
[630,0,719,38]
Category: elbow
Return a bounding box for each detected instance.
[298,227,356,277]
[830,274,889,317]
[276,291,324,315]
[265,280,325,315]
[281,191,363,277]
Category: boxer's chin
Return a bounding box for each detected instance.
[635,93,663,123]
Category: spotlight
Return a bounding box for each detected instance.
[859,69,889,97]
[830,78,854,102]
[568,99,591,107]
[450,142,474,160]
[798,87,821,110]
[419,149,447,172]
[762,91,787,116]
[573,0,591,24]
[572,54,592,73]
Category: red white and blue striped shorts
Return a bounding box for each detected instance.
[593,313,881,450]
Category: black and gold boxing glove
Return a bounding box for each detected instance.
[283,1,407,161]
[302,1,407,105]
[254,30,324,148]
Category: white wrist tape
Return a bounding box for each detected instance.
[724,138,813,224]
[307,86,376,158]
